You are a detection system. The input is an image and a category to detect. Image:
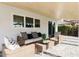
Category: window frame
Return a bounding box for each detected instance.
[25,17,33,28]
[13,15,24,28]
[35,19,40,28]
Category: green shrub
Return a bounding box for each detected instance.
[58,25,78,36]
[58,25,69,35]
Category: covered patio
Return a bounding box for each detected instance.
[0,2,79,57]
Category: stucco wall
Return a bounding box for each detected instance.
[0,3,52,44]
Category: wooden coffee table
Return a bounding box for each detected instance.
[35,40,49,54]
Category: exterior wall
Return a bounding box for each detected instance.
[0,3,52,43]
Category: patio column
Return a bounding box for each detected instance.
[55,22,58,32]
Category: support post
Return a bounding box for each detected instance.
[55,22,58,32]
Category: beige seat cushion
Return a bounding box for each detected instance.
[25,37,42,44]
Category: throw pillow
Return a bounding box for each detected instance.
[27,34,33,39]
[37,32,42,37]
[31,32,38,38]
[20,32,28,40]
[9,39,16,45]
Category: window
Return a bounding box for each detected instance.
[13,15,40,28]
[35,19,40,27]
[25,17,33,27]
[13,15,24,27]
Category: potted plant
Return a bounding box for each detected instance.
[42,34,49,43]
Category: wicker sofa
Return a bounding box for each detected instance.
[17,32,42,46]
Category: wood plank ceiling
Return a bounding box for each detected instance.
[2,2,79,19]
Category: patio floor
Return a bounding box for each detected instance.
[35,36,79,57]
